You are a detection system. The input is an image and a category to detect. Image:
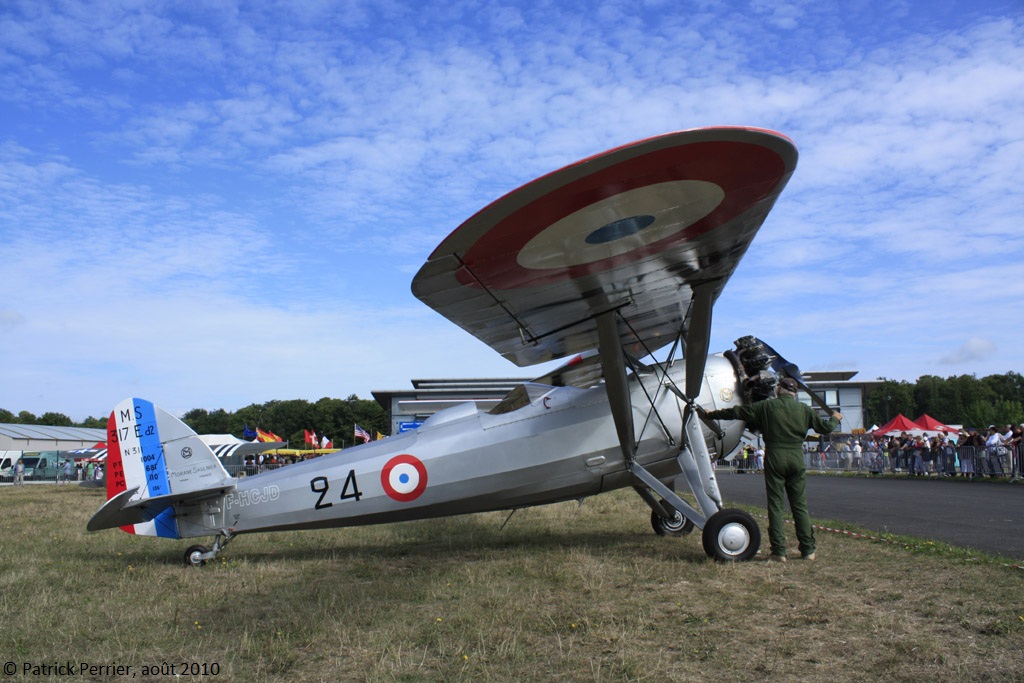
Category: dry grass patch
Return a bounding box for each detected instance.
[0,485,1021,682]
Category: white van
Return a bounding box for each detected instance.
[0,452,63,482]
[0,451,17,481]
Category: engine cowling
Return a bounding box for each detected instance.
[693,336,791,461]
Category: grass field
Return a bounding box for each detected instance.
[1,485,1021,682]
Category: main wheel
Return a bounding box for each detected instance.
[650,507,695,536]
[184,545,209,567]
[701,509,760,562]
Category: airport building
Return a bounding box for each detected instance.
[0,424,107,481]
[799,370,881,432]
[374,371,879,436]
[373,378,524,436]
[0,424,106,452]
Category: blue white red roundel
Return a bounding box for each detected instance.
[381,454,428,502]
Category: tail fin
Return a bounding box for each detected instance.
[88,398,234,537]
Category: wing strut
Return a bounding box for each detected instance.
[684,281,717,399]
[676,283,726,516]
[596,311,636,464]
[598,309,721,531]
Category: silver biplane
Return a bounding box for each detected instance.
[88,127,820,565]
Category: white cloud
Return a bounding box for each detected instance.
[940,338,998,365]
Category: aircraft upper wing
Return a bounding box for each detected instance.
[412,127,798,367]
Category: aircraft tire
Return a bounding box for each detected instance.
[701,509,760,562]
[650,507,695,536]
[184,545,209,567]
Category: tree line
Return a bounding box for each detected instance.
[0,395,388,450]
[180,395,387,449]
[862,372,1024,429]
[0,410,108,429]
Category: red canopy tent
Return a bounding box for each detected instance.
[870,414,925,436]
[914,414,959,435]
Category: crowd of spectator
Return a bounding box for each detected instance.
[790,424,1024,479]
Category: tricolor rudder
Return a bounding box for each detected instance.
[93,398,234,539]
[106,398,179,537]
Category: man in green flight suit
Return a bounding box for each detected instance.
[706,377,842,562]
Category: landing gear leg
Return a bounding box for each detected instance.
[183,531,234,567]
[650,506,695,536]
[184,545,209,567]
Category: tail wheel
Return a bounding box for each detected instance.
[701,509,760,562]
[650,507,695,536]
[184,545,209,567]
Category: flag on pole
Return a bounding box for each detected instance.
[243,424,257,440]
[304,429,316,446]
[320,435,333,448]
[354,424,371,443]
[257,428,281,443]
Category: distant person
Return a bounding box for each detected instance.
[707,377,842,562]
[1009,426,1023,478]
[938,435,957,476]
[838,441,851,470]
[960,428,982,478]
[14,459,25,486]
[886,437,900,473]
[985,427,1004,477]
[737,444,751,473]
[1002,425,1017,475]
[910,435,927,476]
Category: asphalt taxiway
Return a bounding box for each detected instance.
[716,471,1024,561]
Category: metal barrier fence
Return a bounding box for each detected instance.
[4,448,1023,484]
[0,462,288,484]
[728,442,1023,480]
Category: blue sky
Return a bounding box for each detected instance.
[2,0,1022,421]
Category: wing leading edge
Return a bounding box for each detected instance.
[412,127,798,367]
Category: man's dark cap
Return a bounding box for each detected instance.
[778,377,799,392]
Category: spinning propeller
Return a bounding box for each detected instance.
[730,336,835,415]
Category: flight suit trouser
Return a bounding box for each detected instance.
[763,449,815,557]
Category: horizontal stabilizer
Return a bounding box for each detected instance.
[87,483,234,532]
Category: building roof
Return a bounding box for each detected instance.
[373,378,527,410]
[0,423,106,442]
[0,423,106,450]
[802,371,860,382]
